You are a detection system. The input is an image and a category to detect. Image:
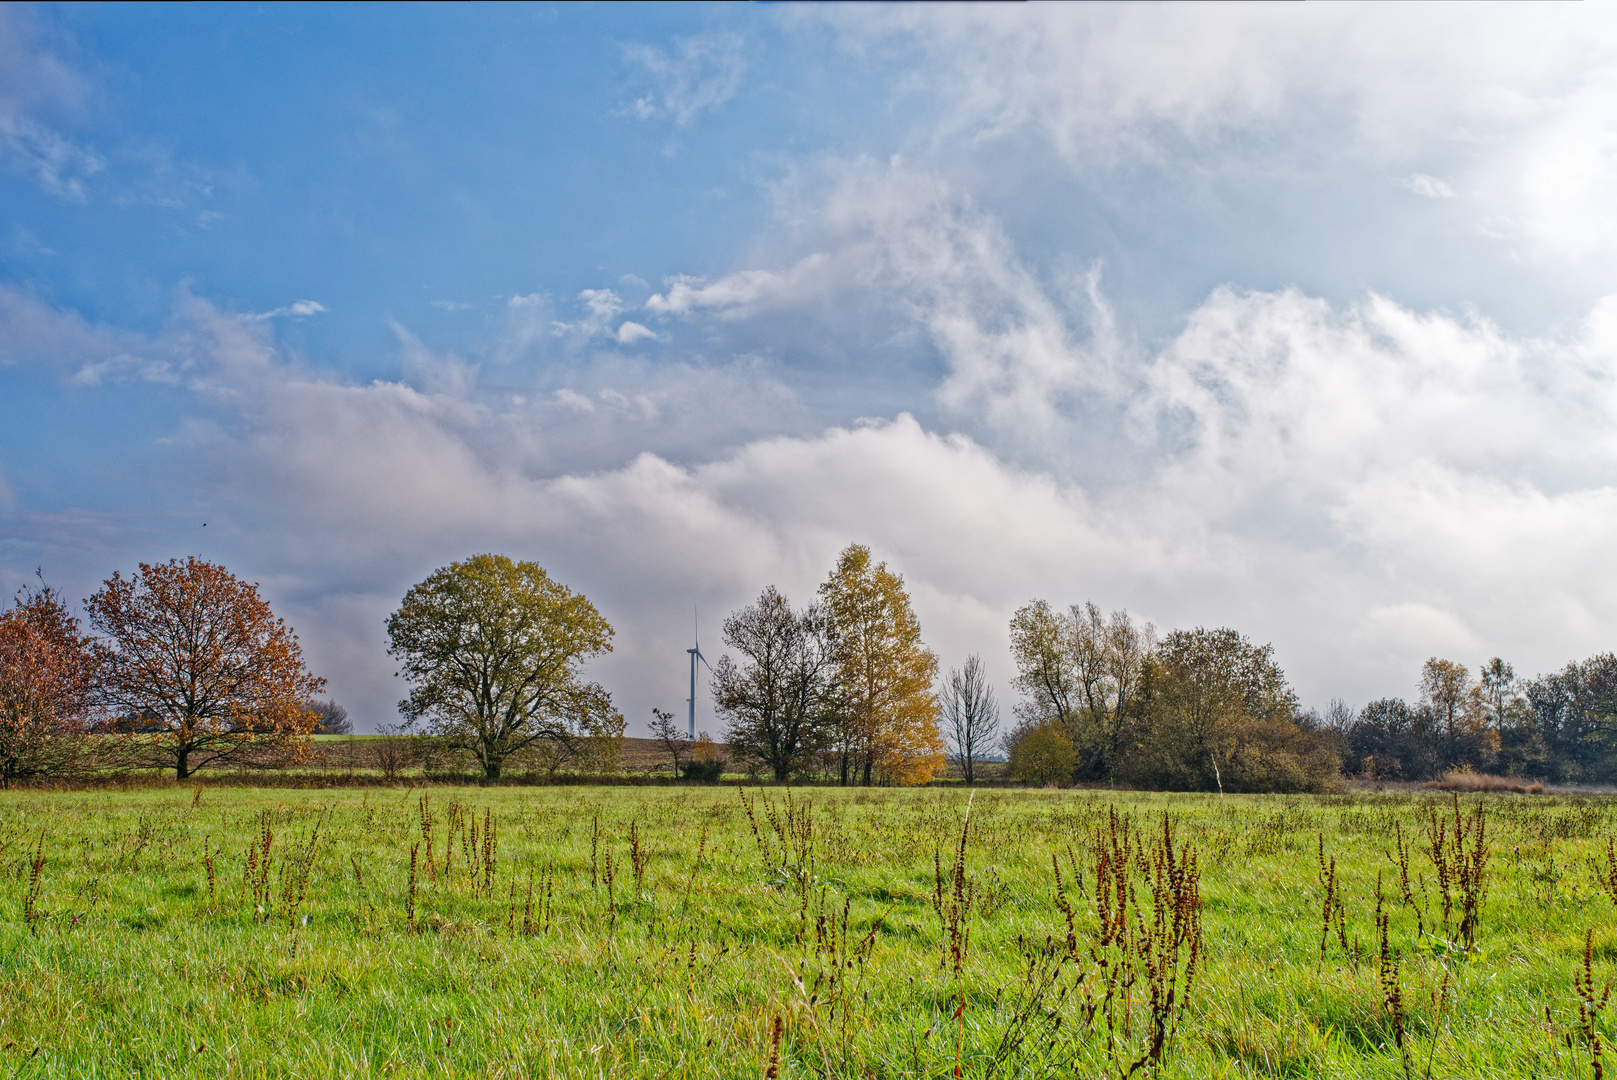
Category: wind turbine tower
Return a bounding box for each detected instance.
[686,617,710,740]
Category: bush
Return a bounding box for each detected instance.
[680,758,726,782]
[680,732,726,781]
[1009,724,1076,786]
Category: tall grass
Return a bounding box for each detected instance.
[3,785,1617,1076]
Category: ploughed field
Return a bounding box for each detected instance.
[2,786,1614,1078]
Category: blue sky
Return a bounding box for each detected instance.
[5,3,1617,732]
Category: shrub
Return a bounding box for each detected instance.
[1010,723,1076,786]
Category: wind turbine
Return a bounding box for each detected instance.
[686,615,711,740]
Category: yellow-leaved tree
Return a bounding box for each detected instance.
[819,544,944,785]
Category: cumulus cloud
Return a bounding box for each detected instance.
[8,271,1617,729]
[645,162,1117,438]
[645,267,804,317]
[615,321,655,345]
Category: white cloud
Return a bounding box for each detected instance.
[1397,173,1455,199]
[623,32,746,126]
[524,290,661,354]
[615,321,655,344]
[0,6,102,200]
[555,388,595,414]
[245,299,326,322]
[816,5,1617,269]
[10,276,1617,727]
[579,288,624,323]
[645,267,804,317]
[648,162,1115,436]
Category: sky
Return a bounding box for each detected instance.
[5,3,1617,734]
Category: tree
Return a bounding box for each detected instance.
[683,731,727,782]
[943,654,999,785]
[1009,600,1079,736]
[648,707,692,775]
[1008,599,1155,779]
[819,544,945,785]
[86,557,322,780]
[1479,658,1520,728]
[1346,698,1442,780]
[1125,627,1333,793]
[1100,607,1156,765]
[713,586,836,781]
[309,698,352,735]
[1421,658,1474,751]
[386,554,622,780]
[0,577,104,786]
[1420,658,1494,771]
[1522,654,1617,782]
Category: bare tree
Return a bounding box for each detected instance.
[714,586,838,781]
[943,654,999,785]
[1101,607,1156,765]
[309,698,351,735]
[370,722,416,780]
[647,707,691,775]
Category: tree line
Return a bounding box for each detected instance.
[5,546,1614,790]
[0,553,622,786]
[1341,654,1617,784]
[999,599,1617,790]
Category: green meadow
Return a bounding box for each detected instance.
[3,784,1616,1078]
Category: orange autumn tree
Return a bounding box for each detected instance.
[0,577,105,787]
[819,544,945,785]
[86,557,323,779]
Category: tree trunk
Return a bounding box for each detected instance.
[484,757,503,781]
[175,746,191,780]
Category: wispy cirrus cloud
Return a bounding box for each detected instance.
[1396,174,1455,199]
[0,6,102,200]
[245,300,327,322]
[622,32,746,126]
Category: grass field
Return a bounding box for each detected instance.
[3,784,1616,1078]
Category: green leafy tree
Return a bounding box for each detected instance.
[386,554,622,780]
[1126,627,1334,793]
[1008,600,1077,730]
